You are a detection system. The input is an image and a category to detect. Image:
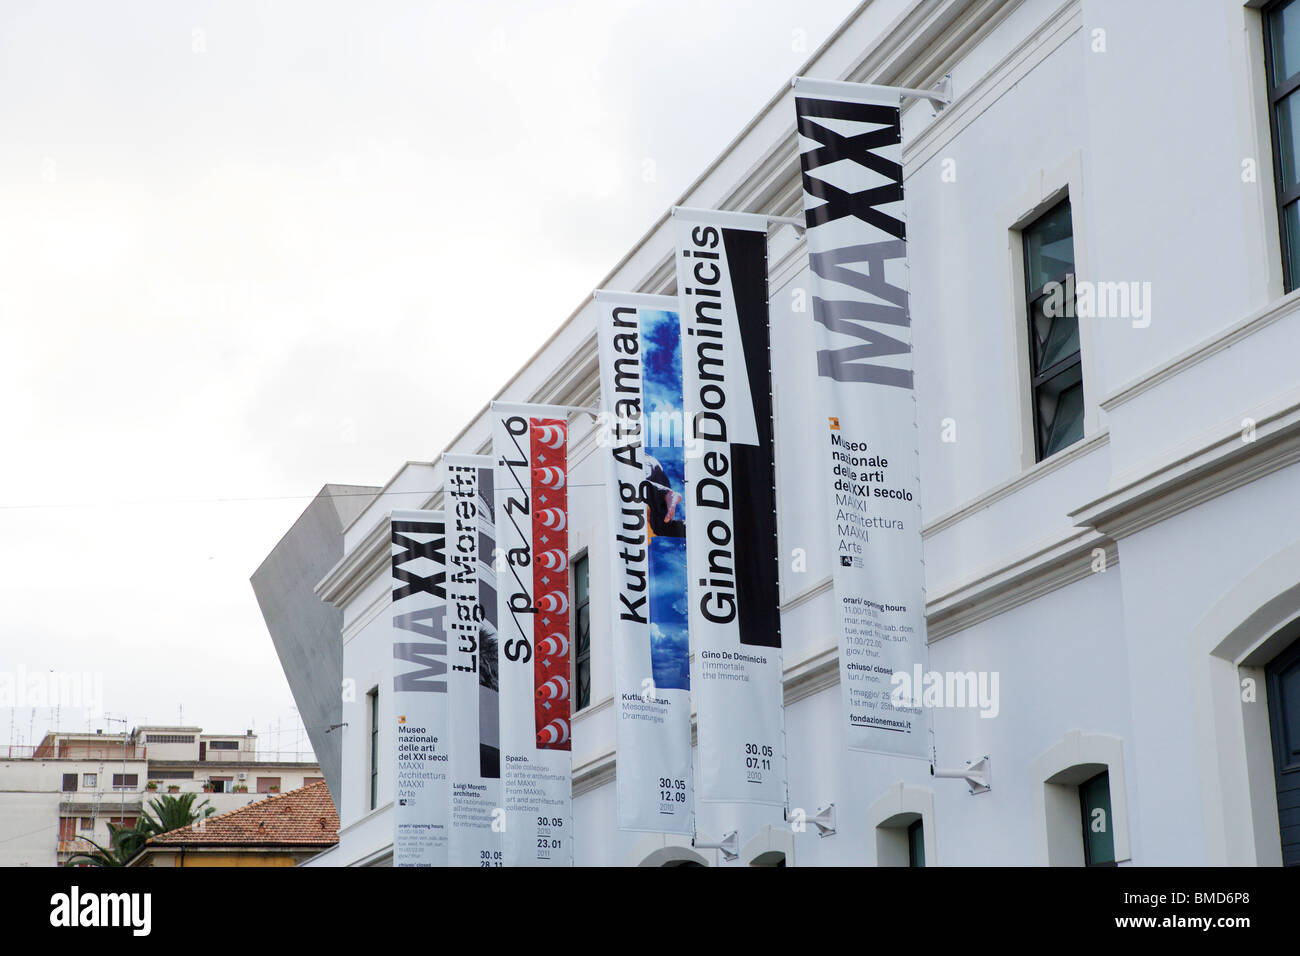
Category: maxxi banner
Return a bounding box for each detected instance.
[672,206,787,808]
[390,509,451,866]
[491,401,574,866]
[442,454,503,867]
[793,77,929,759]
[594,289,694,834]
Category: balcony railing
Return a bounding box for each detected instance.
[199,749,317,764]
[2,744,148,760]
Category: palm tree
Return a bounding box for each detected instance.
[65,821,150,867]
[142,792,215,835]
[64,792,215,867]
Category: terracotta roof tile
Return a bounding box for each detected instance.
[147,781,338,847]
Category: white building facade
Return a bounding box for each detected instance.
[0,727,323,865]
[278,0,1300,866]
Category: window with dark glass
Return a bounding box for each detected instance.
[1266,0,1300,290]
[368,687,379,810]
[1079,770,1116,867]
[1023,199,1084,460]
[907,819,925,867]
[61,773,77,792]
[573,553,591,712]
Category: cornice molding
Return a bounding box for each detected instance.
[784,644,842,705]
[782,575,834,613]
[1100,288,1300,412]
[922,429,1109,539]
[1071,391,1300,539]
[572,749,616,799]
[925,527,1118,641]
[318,517,390,608]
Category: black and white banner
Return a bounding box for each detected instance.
[442,454,503,867]
[672,207,786,807]
[491,401,574,866]
[391,509,451,866]
[793,77,929,758]
[594,289,694,834]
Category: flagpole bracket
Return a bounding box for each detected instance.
[767,214,805,233]
[551,404,600,420]
[693,830,740,862]
[898,73,953,115]
[931,755,990,795]
[810,803,837,838]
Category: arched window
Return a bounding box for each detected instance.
[1031,732,1130,866]
[742,824,794,867]
[628,833,712,867]
[866,784,936,867]
[1265,631,1300,865]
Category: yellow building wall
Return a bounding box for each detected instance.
[180,852,299,867]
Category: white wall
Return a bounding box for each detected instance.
[0,792,61,866]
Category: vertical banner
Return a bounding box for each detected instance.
[594,290,694,834]
[793,77,929,758]
[443,454,503,867]
[491,401,574,866]
[672,207,787,807]
[391,509,451,866]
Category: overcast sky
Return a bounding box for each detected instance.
[0,0,861,754]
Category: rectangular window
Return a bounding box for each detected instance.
[58,817,75,841]
[61,773,77,792]
[573,553,591,712]
[209,777,232,793]
[145,734,196,744]
[256,776,281,794]
[111,773,139,790]
[1022,198,1084,460]
[1079,770,1116,867]
[1266,0,1300,290]
[207,740,240,750]
[303,776,325,787]
[79,817,93,832]
[82,773,96,788]
[368,687,380,811]
[907,819,925,867]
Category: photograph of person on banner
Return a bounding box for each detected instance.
[642,453,685,538]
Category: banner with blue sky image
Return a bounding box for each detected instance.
[595,290,694,834]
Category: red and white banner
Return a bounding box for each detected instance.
[491,401,574,866]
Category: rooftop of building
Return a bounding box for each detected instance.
[146,758,319,769]
[145,780,338,848]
